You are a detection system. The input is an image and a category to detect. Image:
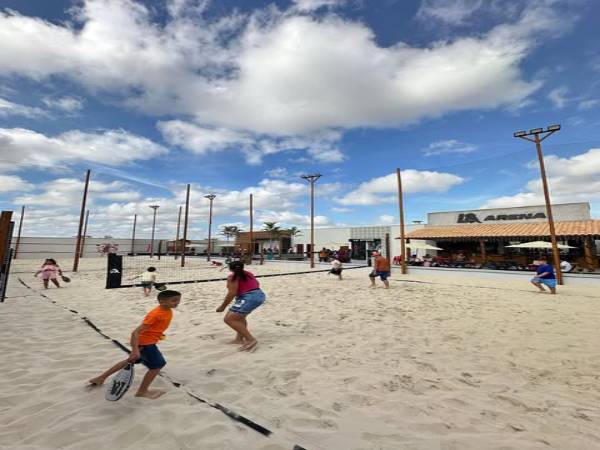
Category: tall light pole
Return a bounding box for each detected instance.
[204,194,216,261]
[514,124,563,285]
[301,174,321,268]
[149,204,160,258]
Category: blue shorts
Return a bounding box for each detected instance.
[136,344,166,369]
[532,277,557,289]
[370,271,390,281]
[229,289,265,315]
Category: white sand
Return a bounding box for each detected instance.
[1,258,600,450]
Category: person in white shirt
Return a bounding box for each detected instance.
[132,266,157,297]
[560,260,573,273]
[329,259,343,280]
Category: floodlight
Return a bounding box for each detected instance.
[546,124,561,132]
[514,130,527,137]
[529,128,543,134]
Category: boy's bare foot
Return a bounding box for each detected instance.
[135,389,166,399]
[240,340,257,352]
[88,376,105,386]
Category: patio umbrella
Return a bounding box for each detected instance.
[505,241,577,249]
[405,241,444,251]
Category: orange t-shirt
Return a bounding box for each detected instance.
[374,256,391,272]
[138,306,173,345]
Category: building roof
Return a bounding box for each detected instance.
[236,231,292,243]
[403,220,600,240]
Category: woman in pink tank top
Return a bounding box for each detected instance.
[216,261,265,351]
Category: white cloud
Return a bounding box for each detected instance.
[41,96,85,112]
[578,99,600,110]
[0,1,565,140]
[337,170,464,205]
[0,97,48,119]
[417,0,483,25]
[379,214,395,224]
[331,206,353,213]
[548,86,568,108]
[422,139,477,156]
[264,167,289,178]
[158,120,344,164]
[482,148,600,208]
[292,0,348,12]
[0,127,168,171]
[0,175,34,193]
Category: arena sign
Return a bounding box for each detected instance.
[457,212,546,224]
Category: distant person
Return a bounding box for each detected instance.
[329,258,343,280]
[531,256,557,294]
[34,258,62,289]
[369,251,391,289]
[319,248,328,262]
[216,261,265,351]
[88,290,181,399]
[560,260,573,273]
[132,267,157,297]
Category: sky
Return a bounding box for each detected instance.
[1,0,599,240]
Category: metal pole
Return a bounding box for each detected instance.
[205,194,216,261]
[13,205,25,260]
[131,214,137,255]
[249,194,253,265]
[181,184,190,267]
[534,135,562,285]
[73,169,90,272]
[80,209,89,258]
[301,174,321,269]
[149,205,159,258]
[396,168,407,275]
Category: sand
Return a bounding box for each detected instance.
[1,258,600,450]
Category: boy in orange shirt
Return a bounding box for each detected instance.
[88,290,181,399]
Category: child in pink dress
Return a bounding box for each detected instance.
[34,259,62,289]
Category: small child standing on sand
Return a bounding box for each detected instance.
[34,258,62,289]
[329,258,343,280]
[132,267,157,297]
[89,290,181,399]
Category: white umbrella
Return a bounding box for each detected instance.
[506,241,577,249]
[405,242,444,251]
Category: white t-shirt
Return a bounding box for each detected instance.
[560,261,572,272]
[331,260,342,269]
[140,271,157,282]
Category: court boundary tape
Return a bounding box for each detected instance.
[116,265,368,289]
[16,277,309,450]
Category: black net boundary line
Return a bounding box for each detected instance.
[15,277,309,450]
[116,265,369,288]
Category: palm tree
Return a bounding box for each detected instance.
[220,225,242,241]
[287,226,302,237]
[262,221,281,251]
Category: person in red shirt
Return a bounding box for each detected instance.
[216,261,265,352]
[369,251,391,289]
[88,290,181,399]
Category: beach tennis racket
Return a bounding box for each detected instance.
[153,283,167,291]
[105,363,135,401]
[61,276,71,283]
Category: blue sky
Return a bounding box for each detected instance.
[1,0,599,239]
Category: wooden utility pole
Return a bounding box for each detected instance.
[514,125,562,284]
[181,184,190,267]
[13,206,25,260]
[396,168,407,275]
[73,169,90,272]
[80,210,89,258]
[131,214,137,255]
[248,194,254,265]
[175,205,182,258]
[204,194,216,261]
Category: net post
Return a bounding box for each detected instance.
[106,253,123,289]
[0,211,15,302]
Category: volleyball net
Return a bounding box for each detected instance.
[105,254,367,289]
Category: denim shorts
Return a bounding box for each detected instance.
[532,277,557,289]
[136,344,166,369]
[370,271,390,281]
[229,289,266,315]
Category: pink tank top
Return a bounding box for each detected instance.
[234,271,260,295]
